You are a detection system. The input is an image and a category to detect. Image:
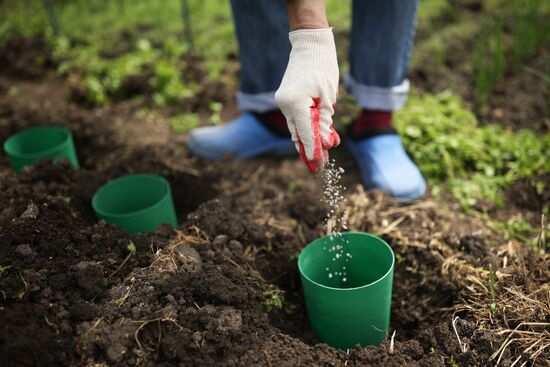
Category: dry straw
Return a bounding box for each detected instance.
[341,187,549,364]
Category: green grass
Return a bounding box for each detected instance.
[1,0,233,54]
[482,213,549,245]
[474,0,550,107]
[474,18,505,107]
[2,0,549,215]
[509,0,539,67]
[0,0,350,53]
[0,0,351,107]
[0,0,455,108]
[505,0,550,67]
[396,92,550,210]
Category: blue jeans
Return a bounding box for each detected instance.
[230,0,419,112]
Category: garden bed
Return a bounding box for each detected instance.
[0,71,548,366]
[0,0,549,364]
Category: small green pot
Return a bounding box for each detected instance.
[298,231,395,350]
[92,174,178,234]
[3,126,79,174]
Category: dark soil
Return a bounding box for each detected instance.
[0,35,56,79]
[0,149,502,366]
[1,34,548,366]
[493,172,550,226]
[476,49,550,133]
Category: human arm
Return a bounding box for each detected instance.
[275,0,340,173]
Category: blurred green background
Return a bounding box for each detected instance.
[0,0,549,238]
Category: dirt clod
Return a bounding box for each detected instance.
[19,201,39,219]
[15,244,34,256]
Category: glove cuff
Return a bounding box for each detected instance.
[287,28,337,75]
[289,27,334,47]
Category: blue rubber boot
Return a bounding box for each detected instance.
[346,134,426,200]
[187,113,295,160]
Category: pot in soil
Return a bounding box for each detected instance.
[3,126,79,174]
[92,174,177,234]
[298,231,394,350]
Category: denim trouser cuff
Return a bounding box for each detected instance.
[237,91,278,112]
[237,75,410,113]
[344,74,409,111]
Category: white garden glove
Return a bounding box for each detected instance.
[275,28,340,173]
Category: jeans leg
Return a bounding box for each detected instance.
[345,0,419,111]
[230,0,290,112]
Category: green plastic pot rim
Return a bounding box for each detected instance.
[298,231,395,292]
[92,174,172,219]
[3,126,73,159]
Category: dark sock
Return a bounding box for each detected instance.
[253,110,291,137]
[348,109,397,140]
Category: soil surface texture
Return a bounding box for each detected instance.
[0,33,548,367]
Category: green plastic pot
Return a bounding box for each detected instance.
[3,126,79,174]
[298,231,395,349]
[92,174,177,234]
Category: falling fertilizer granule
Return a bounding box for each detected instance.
[318,158,351,283]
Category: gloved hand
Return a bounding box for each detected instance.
[275,28,340,173]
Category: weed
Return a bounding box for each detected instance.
[395,253,406,264]
[447,356,459,367]
[7,86,19,96]
[15,273,29,300]
[84,75,108,105]
[396,92,550,210]
[474,17,505,107]
[480,212,545,245]
[127,241,137,256]
[152,59,193,107]
[489,265,497,315]
[284,302,297,315]
[0,265,11,277]
[208,102,223,124]
[261,285,285,312]
[109,241,136,278]
[69,39,157,105]
[508,0,546,68]
[473,0,550,106]
[416,0,454,33]
[0,0,352,108]
[113,278,135,306]
[536,214,548,251]
[410,15,478,73]
[287,179,302,194]
[169,113,199,133]
[44,314,59,335]
[535,181,546,196]
[136,108,154,119]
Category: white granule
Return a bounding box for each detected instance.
[317,158,352,283]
